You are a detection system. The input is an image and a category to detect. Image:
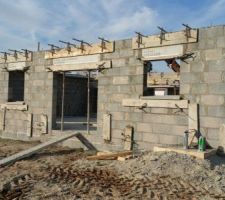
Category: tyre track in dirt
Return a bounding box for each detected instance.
[1,165,225,200]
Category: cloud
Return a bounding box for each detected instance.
[0,0,224,52]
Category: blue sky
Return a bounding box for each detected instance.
[0,0,225,51]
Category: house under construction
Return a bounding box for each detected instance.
[0,25,225,152]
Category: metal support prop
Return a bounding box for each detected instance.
[61,72,65,132]
[87,70,90,134]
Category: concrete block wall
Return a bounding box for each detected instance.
[181,25,225,148]
[97,39,189,151]
[0,25,224,151]
[0,51,54,140]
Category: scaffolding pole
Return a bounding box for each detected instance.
[61,72,65,132]
[87,70,90,134]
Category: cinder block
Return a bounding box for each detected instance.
[217,36,225,48]
[129,75,143,84]
[159,134,178,145]
[143,114,188,126]
[119,49,134,57]
[208,83,225,95]
[207,60,225,72]
[153,124,187,136]
[208,106,225,117]
[180,72,202,84]
[203,72,224,83]
[98,77,112,85]
[125,112,143,122]
[200,116,223,128]
[112,112,124,121]
[135,141,155,150]
[200,95,224,106]
[142,132,159,143]
[112,76,129,85]
[137,123,152,133]
[205,49,223,61]
[112,58,128,68]
[150,108,169,114]
[111,94,129,103]
[180,83,190,94]
[191,83,208,94]
[112,129,123,139]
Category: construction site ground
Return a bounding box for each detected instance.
[1,138,225,200]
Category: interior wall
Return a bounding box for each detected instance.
[55,74,88,117]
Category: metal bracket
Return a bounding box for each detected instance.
[97,62,107,73]
[48,44,60,56]
[0,52,11,62]
[59,40,76,54]
[72,38,92,53]
[8,49,23,60]
[180,52,195,63]
[135,32,147,48]
[21,49,32,60]
[157,26,167,44]
[98,37,110,52]
[182,24,192,41]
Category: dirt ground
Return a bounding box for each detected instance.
[0,138,225,200]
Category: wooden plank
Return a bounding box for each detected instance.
[0,133,79,167]
[26,113,33,137]
[0,53,32,64]
[124,125,133,150]
[153,146,216,159]
[132,29,198,49]
[87,151,132,160]
[188,103,198,145]
[47,60,111,72]
[141,45,184,60]
[122,99,188,109]
[97,151,112,156]
[40,114,48,134]
[117,155,133,161]
[45,42,114,59]
[102,113,111,141]
[0,104,28,111]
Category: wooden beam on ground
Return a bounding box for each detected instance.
[122,99,188,109]
[87,151,132,160]
[153,146,216,159]
[0,133,79,167]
